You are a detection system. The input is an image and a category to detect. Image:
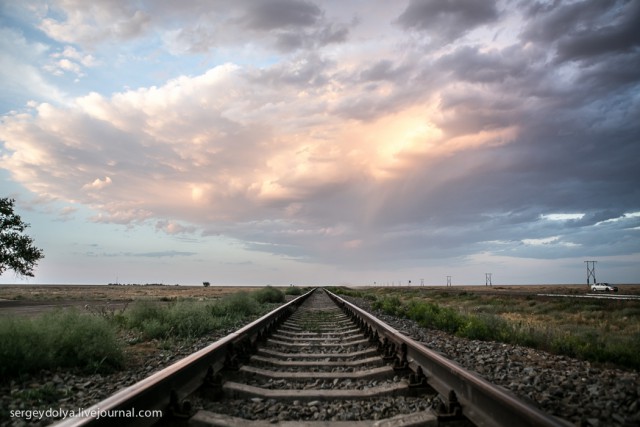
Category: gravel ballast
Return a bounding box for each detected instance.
[345,296,640,427]
[2,296,639,427]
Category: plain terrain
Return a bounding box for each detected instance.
[1,283,639,371]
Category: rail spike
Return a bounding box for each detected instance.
[223,342,239,371]
[370,330,380,344]
[437,390,464,421]
[409,365,428,388]
[168,389,193,419]
[378,336,389,352]
[383,341,396,362]
[393,342,409,371]
[202,365,224,400]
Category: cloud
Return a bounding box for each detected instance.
[521,0,640,62]
[239,0,323,30]
[0,27,66,110]
[86,250,197,258]
[44,46,98,78]
[37,0,350,54]
[155,220,197,235]
[1,1,639,272]
[396,0,499,44]
[82,176,112,190]
[38,2,151,46]
[137,250,197,258]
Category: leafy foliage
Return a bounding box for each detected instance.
[0,198,44,277]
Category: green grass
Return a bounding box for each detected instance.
[125,288,283,340]
[0,309,123,380]
[0,287,292,380]
[125,300,224,339]
[370,293,640,370]
[253,286,285,304]
[284,286,303,296]
[329,286,377,301]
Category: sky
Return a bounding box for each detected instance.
[0,0,639,287]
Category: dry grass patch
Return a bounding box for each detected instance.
[334,286,640,370]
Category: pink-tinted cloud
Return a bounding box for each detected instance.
[1,0,638,274]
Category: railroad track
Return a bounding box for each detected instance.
[56,289,569,427]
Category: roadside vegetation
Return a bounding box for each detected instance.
[332,287,640,370]
[0,309,122,379]
[0,287,287,380]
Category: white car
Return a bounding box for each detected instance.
[591,283,618,292]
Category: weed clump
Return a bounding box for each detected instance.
[0,309,123,379]
[211,291,261,318]
[254,286,285,304]
[125,290,276,339]
[284,287,303,296]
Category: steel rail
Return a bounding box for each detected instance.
[326,289,570,427]
[53,289,315,427]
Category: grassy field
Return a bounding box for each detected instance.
[331,285,640,370]
[0,284,266,302]
[0,285,304,380]
[1,283,638,378]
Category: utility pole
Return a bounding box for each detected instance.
[485,273,492,286]
[585,261,597,285]
[446,276,451,287]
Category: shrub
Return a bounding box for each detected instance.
[165,302,218,338]
[372,296,405,317]
[212,291,261,318]
[284,286,302,296]
[126,292,270,340]
[0,309,123,379]
[253,286,285,304]
[127,301,220,339]
[404,299,464,334]
[458,314,515,341]
[126,301,167,330]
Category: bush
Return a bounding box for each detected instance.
[126,292,269,340]
[285,287,302,296]
[166,302,219,338]
[211,291,261,318]
[458,314,515,341]
[372,296,405,317]
[127,301,220,339]
[0,309,123,379]
[126,301,167,329]
[254,286,285,304]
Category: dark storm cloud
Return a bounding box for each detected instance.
[436,45,529,84]
[271,23,349,51]
[521,0,640,62]
[240,0,323,30]
[396,0,499,43]
[236,0,350,51]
